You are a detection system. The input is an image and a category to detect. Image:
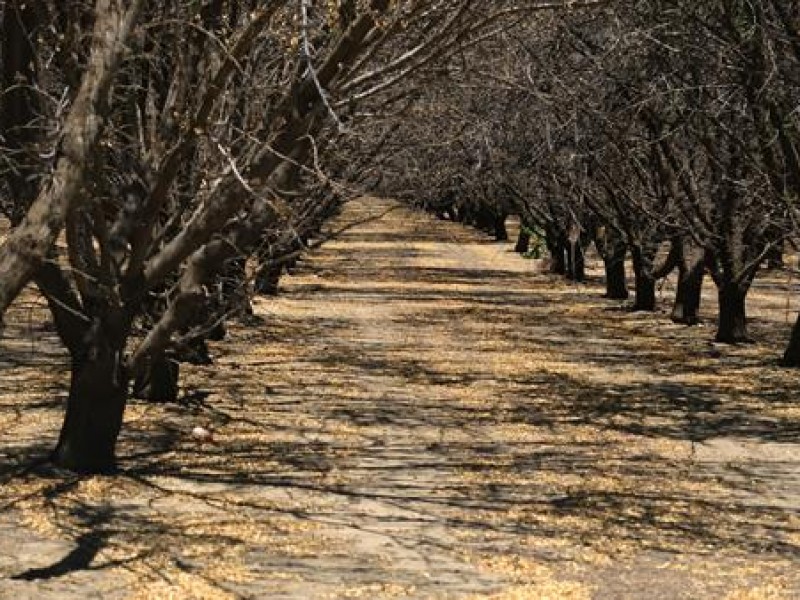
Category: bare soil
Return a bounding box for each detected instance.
[1,197,799,599]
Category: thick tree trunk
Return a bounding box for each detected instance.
[631,245,656,311]
[715,284,750,343]
[595,228,628,299]
[671,243,705,325]
[133,358,179,403]
[603,244,628,299]
[634,276,656,311]
[53,337,128,473]
[475,205,494,234]
[545,228,566,275]
[780,311,800,367]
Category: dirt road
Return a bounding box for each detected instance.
[1,197,799,598]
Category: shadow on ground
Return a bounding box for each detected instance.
[1,198,799,597]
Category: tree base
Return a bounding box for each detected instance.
[671,314,701,326]
[714,332,754,345]
[133,358,180,403]
[50,449,119,475]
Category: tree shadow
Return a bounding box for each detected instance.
[11,504,112,581]
[2,199,800,594]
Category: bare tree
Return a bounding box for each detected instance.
[1,0,595,472]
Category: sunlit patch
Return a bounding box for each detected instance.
[1,199,799,597]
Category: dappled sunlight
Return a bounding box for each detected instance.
[1,198,799,597]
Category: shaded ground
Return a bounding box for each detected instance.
[1,197,800,598]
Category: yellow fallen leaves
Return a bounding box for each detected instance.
[472,555,593,600]
[724,581,793,600]
[483,583,592,600]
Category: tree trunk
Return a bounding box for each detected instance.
[565,240,585,282]
[595,228,628,299]
[603,244,628,299]
[475,205,494,234]
[766,242,784,269]
[550,248,566,275]
[545,227,566,275]
[255,263,282,295]
[514,228,530,254]
[780,311,800,367]
[671,243,705,325]
[493,214,508,241]
[133,357,179,403]
[715,283,750,343]
[631,245,656,311]
[52,333,128,473]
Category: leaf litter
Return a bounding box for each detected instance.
[0,198,799,598]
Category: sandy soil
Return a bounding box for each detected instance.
[1,197,799,599]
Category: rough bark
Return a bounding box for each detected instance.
[52,316,129,473]
[129,158,302,377]
[0,0,143,319]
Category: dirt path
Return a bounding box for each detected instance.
[1,197,800,598]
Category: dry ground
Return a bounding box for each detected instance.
[1,197,799,599]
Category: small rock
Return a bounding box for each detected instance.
[191,426,215,443]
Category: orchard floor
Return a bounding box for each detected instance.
[2,197,800,599]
